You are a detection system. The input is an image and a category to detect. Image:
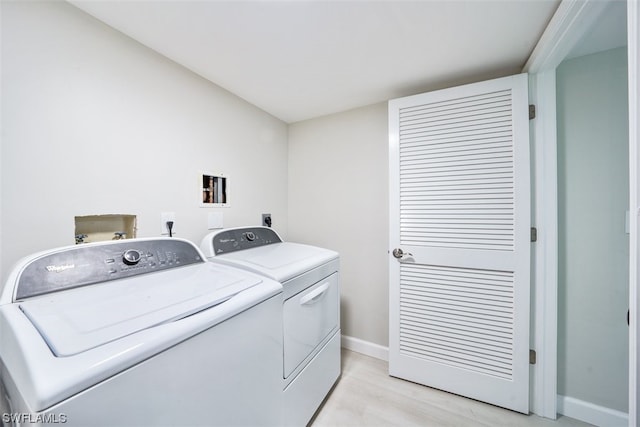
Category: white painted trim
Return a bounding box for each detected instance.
[628,1,639,426]
[557,395,628,427]
[341,335,389,362]
[527,70,558,420]
[524,0,609,73]
[522,0,616,420]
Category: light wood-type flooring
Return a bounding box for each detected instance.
[311,349,593,427]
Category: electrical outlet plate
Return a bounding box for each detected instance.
[208,212,224,229]
[161,212,176,235]
[262,213,271,227]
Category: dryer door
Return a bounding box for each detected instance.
[283,273,339,378]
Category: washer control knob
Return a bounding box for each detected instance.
[245,232,256,241]
[123,249,142,265]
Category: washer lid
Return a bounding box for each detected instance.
[214,242,338,283]
[19,262,262,357]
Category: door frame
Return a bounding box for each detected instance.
[627,2,639,425]
[523,0,637,423]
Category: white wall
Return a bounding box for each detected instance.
[0,0,288,283]
[2,1,632,417]
[288,102,389,347]
[556,47,629,413]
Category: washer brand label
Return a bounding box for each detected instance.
[46,264,75,273]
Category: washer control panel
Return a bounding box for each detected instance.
[211,227,282,255]
[15,239,203,300]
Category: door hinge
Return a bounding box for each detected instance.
[531,227,537,242]
[529,104,536,120]
[529,349,537,365]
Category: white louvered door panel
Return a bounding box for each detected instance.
[389,74,530,414]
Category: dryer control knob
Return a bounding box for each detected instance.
[123,249,142,265]
[244,232,256,241]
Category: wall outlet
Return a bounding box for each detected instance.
[161,212,176,235]
[208,212,224,229]
[262,213,272,227]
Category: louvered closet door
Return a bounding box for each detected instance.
[388,73,530,414]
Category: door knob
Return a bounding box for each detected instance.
[392,248,413,259]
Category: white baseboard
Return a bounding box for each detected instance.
[341,335,389,361]
[557,395,628,427]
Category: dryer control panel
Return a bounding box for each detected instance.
[14,239,203,300]
[210,227,282,255]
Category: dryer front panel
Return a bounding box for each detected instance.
[283,273,339,378]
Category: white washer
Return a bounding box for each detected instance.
[200,226,340,427]
[0,237,283,427]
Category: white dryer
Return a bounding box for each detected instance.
[0,238,283,427]
[200,227,340,427]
